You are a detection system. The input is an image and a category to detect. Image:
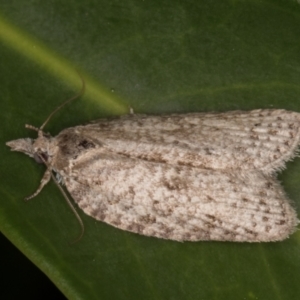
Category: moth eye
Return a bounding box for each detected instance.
[33,152,49,164]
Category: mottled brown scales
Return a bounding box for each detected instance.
[259,199,267,205]
[6,109,300,242]
[277,220,285,225]
[265,226,271,232]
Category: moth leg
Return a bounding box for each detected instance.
[25,169,52,201]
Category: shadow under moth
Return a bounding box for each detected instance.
[6,84,300,242]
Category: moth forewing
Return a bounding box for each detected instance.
[6,108,300,242]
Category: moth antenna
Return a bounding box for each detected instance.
[40,74,85,131]
[51,172,85,244]
[25,124,39,132]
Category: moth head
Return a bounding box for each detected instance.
[6,135,54,164]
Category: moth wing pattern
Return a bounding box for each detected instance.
[6,108,300,242]
[76,109,300,175]
[64,150,298,242]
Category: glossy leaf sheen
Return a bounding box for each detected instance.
[1,1,300,299]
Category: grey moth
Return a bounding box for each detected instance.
[6,93,300,242]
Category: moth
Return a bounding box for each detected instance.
[6,85,300,242]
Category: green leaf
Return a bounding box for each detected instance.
[1,0,300,299]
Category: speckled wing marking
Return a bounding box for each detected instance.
[63,151,298,242]
[6,109,300,242]
[75,109,300,175]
